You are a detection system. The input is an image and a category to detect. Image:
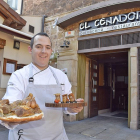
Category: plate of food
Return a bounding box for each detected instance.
[0,93,44,122]
[45,93,87,108]
[45,102,87,108]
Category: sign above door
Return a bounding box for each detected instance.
[79,11,140,36]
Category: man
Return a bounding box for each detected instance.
[2,32,83,140]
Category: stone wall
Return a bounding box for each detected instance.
[45,14,89,120]
[44,15,79,94]
[22,0,107,16]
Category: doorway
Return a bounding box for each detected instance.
[89,51,128,118]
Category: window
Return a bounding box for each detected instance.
[78,38,98,50]
[100,35,121,47]
[122,32,140,44]
[7,0,17,10]
[7,0,23,14]
[78,31,140,50]
[29,25,35,33]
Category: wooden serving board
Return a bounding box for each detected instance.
[45,102,87,108]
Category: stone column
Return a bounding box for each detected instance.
[57,40,78,122]
[130,47,138,130]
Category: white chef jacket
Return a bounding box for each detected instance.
[3,63,72,103]
[2,63,75,131]
[1,63,74,140]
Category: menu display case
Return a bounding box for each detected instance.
[3,58,17,75]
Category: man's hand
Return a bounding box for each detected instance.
[67,98,84,113]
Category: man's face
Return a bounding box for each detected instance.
[29,35,52,70]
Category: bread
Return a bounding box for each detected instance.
[0,93,44,122]
[0,109,44,122]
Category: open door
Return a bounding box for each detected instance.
[89,60,99,117]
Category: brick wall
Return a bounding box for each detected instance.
[22,0,107,16]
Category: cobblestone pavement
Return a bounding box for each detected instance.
[65,116,140,140]
[1,116,140,140]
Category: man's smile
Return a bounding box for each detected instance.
[40,56,47,58]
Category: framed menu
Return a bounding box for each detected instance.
[3,58,17,75]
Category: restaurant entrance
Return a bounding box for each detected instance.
[89,51,128,118]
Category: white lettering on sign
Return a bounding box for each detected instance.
[106,17,112,25]
[113,16,120,24]
[79,22,91,30]
[95,19,100,27]
[128,12,136,21]
[79,21,140,36]
[100,18,106,26]
[79,22,85,30]
[79,11,140,36]
[119,14,127,23]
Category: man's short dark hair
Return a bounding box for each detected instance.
[30,32,51,48]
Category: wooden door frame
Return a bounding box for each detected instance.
[89,59,99,117]
[89,60,91,117]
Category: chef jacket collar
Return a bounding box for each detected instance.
[31,63,50,74]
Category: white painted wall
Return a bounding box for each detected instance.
[0,49,4,87]
[0,37,5,88]
[0,16,4,24]
[21,16,42,35]
[0,31,32,88]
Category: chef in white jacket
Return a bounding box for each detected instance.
[2,32,83,140]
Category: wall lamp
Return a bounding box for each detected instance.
[60,40,70,48]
